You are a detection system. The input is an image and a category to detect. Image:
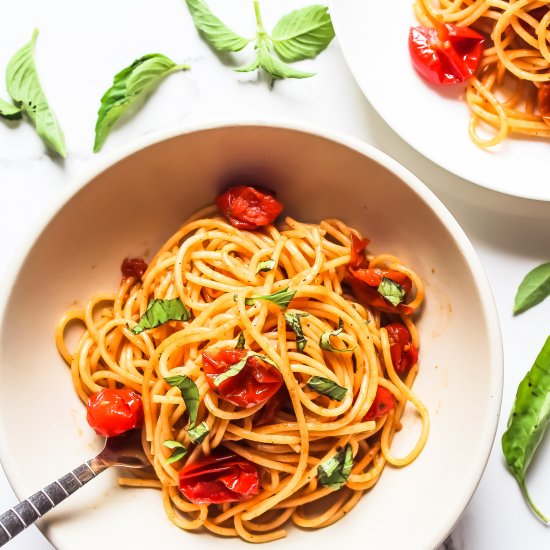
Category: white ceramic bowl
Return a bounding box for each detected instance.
[0,122,502,550]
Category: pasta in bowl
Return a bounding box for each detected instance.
[0,122,502,550]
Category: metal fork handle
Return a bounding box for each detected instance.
[0,459,106,547]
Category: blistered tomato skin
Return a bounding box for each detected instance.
[86,388,143,438]
[121,257,148,279]
[364,387,396,421]
[386,323,419,374]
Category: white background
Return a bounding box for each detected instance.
[1,1,550,548]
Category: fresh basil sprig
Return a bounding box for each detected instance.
[307,376,347,402]
[245,287,296,309]
[187,421,210,444]
[378,277,406,307]
[317,444,353,490]
[185,0,334,80]
[131,298,190,335]
[0,97,22,120]
[164,374,200,427]
[320,319,356,353]
[6,29,66,157]
[163,440,188,464]
[285,312,309,352]
[256,259,275,273]
[94,54,190,152]
[514,262,550,315]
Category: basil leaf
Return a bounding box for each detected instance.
[6,29,66,157]
[257,39,314,79]
[187,421,209,444]
[377,277,405,307]
[514,262,550,314]
[235,58,260,73]
[320,319,356,353]
[0,97,22,120]
[94,54,189,152]
[245,287,296,309]
[131,298,190,335]
[317,444,353,490]
[185,0,250,52]
[271,5,335,62]
[307,376,347,402]
[256,259,275,273]
[214,352,250,386]
[235,332,246,349]
[163,439,187,464]
[164,374,199,427]
[285,312,309,352]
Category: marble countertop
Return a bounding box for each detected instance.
[2,1,550,548]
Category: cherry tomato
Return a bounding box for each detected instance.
[349,233,370,269]
[86,388,143,438]
[386,323,418,375]
[364,386,396,421]
[216,186,284,230]
[121,257,148,279]
[202,349,283,408]
[409,23,484,85]
[538,83,550,125]
[178,451,260,504]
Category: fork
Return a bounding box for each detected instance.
[0,430,148,547]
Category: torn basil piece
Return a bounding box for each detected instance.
[317,444,353,490]
[256,259,275,273]
[285,312,309,352]
[377,277,405,307]
[131,298,190,335]
[307,376,347,402]
[235,332,246,349]
[319,319,356,353]
[163,440,188,464]
[245,287,296,309]
[214,351,279,387]
[187,421,210,444]
[164,374,199,427]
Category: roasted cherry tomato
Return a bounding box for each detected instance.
[216,186,284,230]
[121,257,148,279]
[364,386,396,421]
[86,388,143,438]
[409,23,484,85]
[202,349,283,408]
[178,451,260,504]
[349,233,370,269]
[386,323,418,375]
[538,83,550,125]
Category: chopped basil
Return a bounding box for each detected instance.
[213,351,279,387]
[377,277,405,307]
[256,259,275,273]
[163,440,187,464]
[285,312,309,352]
[319,319,356,353]
[164,374,199,427]
[187,421,210,444]
[235,332,246,349]
[307,376,347,402]
[245,287,296,309]
[131,298,190,335]
[317,444,353,490]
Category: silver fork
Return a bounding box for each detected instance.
[0,430,148,547]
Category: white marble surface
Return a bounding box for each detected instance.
[1,1,550,548]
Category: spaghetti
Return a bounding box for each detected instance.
[413,0,550,147]
[56,191,428,542]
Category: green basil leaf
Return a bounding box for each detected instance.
[164,374,200,427]
[187,421,210,444]
[377,277,405,307]
[131,298,190,335]
[94,54,189,152]
[307,375,347,402]
[0,97,22,120]
[245,287,296,309]
[213,352,250,386]
[185,0,251,52]
[256,259,275,273]
[320,318,356,353]
[6,29,66,157]
[257,40,314,79]
[163,440,188,464]
[235,58,260,73]
[235,332,246,349]
[514,262,550,315]
[317,444,353,490]
[285,312,309,352]
[271,5,335,62]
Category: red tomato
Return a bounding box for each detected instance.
[386,323,418,375]
[349,233,370,269]
[409,23,484,85]
[364,386,396,421]
[121,257,148,279]
[86,388,143,438]
[202,349,283,408]
[538,83,550,125]
[178,452,260,504]
[216,186,284,230]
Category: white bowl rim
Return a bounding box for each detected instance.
[0,118,504,549]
